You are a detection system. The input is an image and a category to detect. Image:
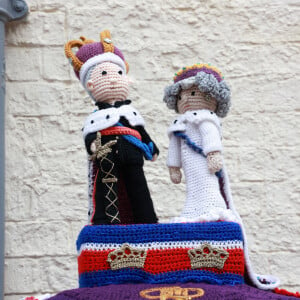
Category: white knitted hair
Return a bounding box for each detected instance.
[163,71,231,117]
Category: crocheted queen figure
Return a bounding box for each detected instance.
[65,30,159,225]
[164,64,237,222]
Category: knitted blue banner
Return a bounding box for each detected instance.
[79,268,244,287]
[77,222,243,250]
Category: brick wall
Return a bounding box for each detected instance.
[4,0,300,298]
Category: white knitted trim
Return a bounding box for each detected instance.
[79,52,126,85]
[168,109,221,137]
[19,294,54,300]
[176,76,196,89]
[172,209,238,223]
[220,167,280,290]
[82,105,145,139]
[78,240,243,255]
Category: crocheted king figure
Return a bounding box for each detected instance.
[65,30,159,225]
[164,64,237,223]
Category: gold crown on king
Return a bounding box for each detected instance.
[188,243,229,270]
[107,244,147,270]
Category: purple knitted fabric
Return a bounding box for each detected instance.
[74,42,125,78]
[174,67,222,83]
[49,283,298,300]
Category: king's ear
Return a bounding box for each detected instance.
[86,80,94,91]
[127,76,134,85]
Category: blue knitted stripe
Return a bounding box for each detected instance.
[117,122,153,160]
[79,269,244,287]
[174,131,223,178]
[76,222,243,250]
[174,131,206,158]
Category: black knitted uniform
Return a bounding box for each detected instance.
[85,101,159,225]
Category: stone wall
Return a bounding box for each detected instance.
[4,0,299,298]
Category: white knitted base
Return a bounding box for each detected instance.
[171,208,238,223]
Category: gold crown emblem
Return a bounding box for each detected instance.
[188,244,229,270]
[107,243,147,270]
[140,286,205,299]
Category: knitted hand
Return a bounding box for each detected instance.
[169,167,182,184]
[152,154,158,162]
[207,151,223,174]
[89,132,117,161]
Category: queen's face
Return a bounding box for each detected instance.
[177,86,217,114]
[86,62,129,104]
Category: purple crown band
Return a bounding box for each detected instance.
[174,67,222,83]
[74,42,126,78]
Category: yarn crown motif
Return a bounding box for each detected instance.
[188,244,229,270]
[107,244,147,270]
[173,63,224,83]
[64,30,129,74]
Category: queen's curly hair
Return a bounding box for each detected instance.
[163,71,231,118]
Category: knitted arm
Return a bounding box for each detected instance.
[167,134,182,183]
[198,121,222,155]
[167,134,182,168]
[85,132,97,155]
[135,125,159,156]
[199,121,223,173]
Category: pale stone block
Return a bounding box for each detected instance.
[4,256,78,294]
[38,150,86,185]
[6,12,65,46]
[30,184,88,221]
[41,47,71,81]
[5,178,40,221]
[5,221,75,257]
[6,82,69,116]
[6,47,41,81]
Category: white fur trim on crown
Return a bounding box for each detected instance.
[79,52,126,85]
[177,76,196,89]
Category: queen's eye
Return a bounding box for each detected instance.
[118,70,123,75]
[178,95,182,100]
[102,71,107,75]
[205,94,211,101]
[191,91,195,96]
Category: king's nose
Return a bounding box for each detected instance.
[110,77,117,84]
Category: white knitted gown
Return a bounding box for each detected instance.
[167,109,235,222]
[167,109,280,289]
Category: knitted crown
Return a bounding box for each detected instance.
[164,63,231,117]
[64,30,129,85]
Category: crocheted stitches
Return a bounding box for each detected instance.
[167,109,221,139]
[188,244,229,269]
[77,222,243,248]
[140,286,205,299]
[85,62,129,102]
[83,105,145,139]
[64,30,129,80]
[77,222,245,287]
[46,283,300,300]
[167,109,230,222]
[174,63,224,83]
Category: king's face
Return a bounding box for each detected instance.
[86,62,129,104]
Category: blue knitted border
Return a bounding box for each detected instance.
[77,222,243,251]
[79,269,244,288]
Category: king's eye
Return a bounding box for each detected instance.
[191,91,195,96]
[102,71,107,75]
[118,70,123,75]
[205,94,211,101]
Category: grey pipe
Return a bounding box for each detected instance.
[0,2,28,300]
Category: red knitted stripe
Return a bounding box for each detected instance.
[78,250,111,274]
[100,126,142,140]
[274,288,300,298]
[78,248,244,275]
